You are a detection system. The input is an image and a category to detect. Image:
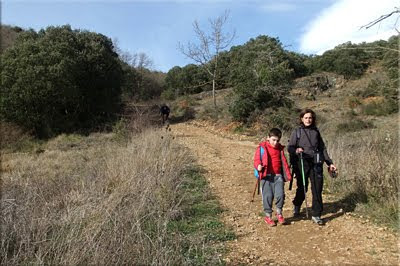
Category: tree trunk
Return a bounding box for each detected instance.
[212,78,216,108]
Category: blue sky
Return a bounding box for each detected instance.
[2,0,398,72]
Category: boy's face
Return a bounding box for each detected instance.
[267,136,280,147]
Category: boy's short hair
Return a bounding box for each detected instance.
[268,128,282,139]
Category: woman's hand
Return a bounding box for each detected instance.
[257,164,262,171]
[296,148,304,154]
[329,164,337,172]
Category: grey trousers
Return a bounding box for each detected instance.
[260,174,285,215]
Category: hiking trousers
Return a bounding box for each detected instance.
[292,158,324,217]
[260,174,285,215]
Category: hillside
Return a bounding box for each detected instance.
[169,120,398,265]
[162,63,399,264]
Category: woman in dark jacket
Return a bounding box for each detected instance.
[287,109,337,225]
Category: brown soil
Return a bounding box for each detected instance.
[170,121,399,265]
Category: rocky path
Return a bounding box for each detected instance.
[171,121,398,265]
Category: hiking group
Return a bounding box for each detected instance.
[253,108,337,226]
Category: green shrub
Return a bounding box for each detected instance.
[362,99,398,116]
[336,118,374,133]
[160,88,176,100]
[347,96,362,108]
[0,25,123,138]
[170,97,196,122]
[112,118,130,141]
[229,96,255,122]
[269,107,296,131]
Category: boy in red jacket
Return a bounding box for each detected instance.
[254,128,292,226]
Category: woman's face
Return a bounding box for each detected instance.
[301,112,313,127]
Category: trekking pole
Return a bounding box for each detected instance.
[288,167,295,191]
[300,152,309,218]
[251,172,261,202]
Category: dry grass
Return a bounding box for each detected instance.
[325,123,399,227]
[0,129,220,264]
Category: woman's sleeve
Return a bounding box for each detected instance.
[287,130,297,154]
[318,134,333,166]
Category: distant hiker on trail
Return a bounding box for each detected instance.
[253,128,292,227]
[288,108,337,225]
[160,104,170,124]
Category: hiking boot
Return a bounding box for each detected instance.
[293,205,301,216]
[264,216,276,227]
[312,216,324,225]
[276,214,286,225]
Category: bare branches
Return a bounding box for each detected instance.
[178,10,235,107]
[131,52,154,70]
[360,7,400,30]
[337,46,400,54]
[178,10,235,67]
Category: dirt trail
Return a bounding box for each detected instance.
[171,121,399,265]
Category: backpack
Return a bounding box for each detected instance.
[289,127,322,165]
[289,128,301,166]
[253,146,264,179]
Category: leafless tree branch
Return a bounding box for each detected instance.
[178,9,235,107]
[360,7,400,30]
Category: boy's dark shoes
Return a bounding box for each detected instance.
[276,214,286,225]
[311,216,325,225]
[264,216,276,227]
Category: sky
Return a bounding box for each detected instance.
[2,0,399,72]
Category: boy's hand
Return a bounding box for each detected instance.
[296,148,304,154]
[257,164,262,171]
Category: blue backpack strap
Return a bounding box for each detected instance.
[254,146,264,178]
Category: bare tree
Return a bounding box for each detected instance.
[179,10,235,107]
[112,38,154,69]
[131,52,154,70]
[360,7,400,33]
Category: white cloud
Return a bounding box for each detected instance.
[299,0,399,54]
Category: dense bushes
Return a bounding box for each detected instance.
[306,37,399,81]
[0,25,123,137]
[306,42,369,79]
[228,36,295,122]
[163,64,210,99]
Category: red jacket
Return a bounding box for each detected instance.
[253,142,292,182]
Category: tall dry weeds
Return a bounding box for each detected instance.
[326,127,398,224]
[1,129,194,264]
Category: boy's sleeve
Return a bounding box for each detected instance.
[254,146,262,169]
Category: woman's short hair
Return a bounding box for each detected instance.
[299,108,316,126]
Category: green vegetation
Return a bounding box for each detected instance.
[0,25,123,138]
[336,118,375,133]
[306,37,400,80]
[1,20,398,249]
[163,64,210,99]
[168,167,235,264]
[228,36,296,122]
